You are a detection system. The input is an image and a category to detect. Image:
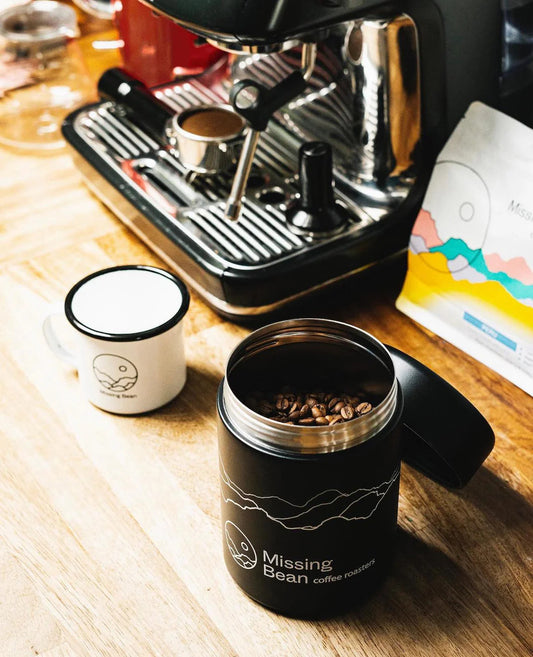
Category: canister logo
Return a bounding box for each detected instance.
[224,521,257,569]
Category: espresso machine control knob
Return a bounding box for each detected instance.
[287,141,350,236]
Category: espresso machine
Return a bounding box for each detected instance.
[62,0,503,319]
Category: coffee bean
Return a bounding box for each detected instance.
[327,397,341,411]
[299,404,310,417]
[311,403,327,418]
[245,386,374,426]
[356,402,373,415]
[340,405,355,420]
[276,397,290,411]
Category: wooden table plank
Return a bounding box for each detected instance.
[0,21,531,657]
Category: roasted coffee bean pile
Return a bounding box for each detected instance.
[245,388,373,426]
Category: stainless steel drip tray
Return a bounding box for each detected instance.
[62,77,413,318]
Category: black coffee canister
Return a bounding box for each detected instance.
[217,319,494,617]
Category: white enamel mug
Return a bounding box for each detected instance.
[43,265,190,414]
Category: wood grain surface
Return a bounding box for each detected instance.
[1,21,532,657]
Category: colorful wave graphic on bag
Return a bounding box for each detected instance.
[410,209,533,306]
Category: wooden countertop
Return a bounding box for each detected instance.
[1,23,532,657]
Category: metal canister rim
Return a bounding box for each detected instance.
[221,318,399,455]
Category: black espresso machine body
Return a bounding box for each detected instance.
[62,0,502,319]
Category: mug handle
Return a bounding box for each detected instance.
[42,303,77,367]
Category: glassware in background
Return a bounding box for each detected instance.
[0,0,94,151]
[71,0,113,20]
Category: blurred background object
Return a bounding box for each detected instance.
[113,0,224,87]
[500,0,533,125]
[0,0,97,151]
[73,0,224,87]
[71,0,111,20]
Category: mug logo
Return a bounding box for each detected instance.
[93,354,138,391]
[225,521,257,570]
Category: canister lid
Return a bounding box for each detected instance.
[387,346,495,488]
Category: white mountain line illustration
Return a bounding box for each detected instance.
[221,460,400,531]
[220,460,395,508]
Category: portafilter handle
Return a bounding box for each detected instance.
[98,68,174,142]
[225,72,307,222]
[230,72,308,132]
[224,42,316,222]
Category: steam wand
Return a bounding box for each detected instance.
[224,42,316,221]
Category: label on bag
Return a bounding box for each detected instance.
[397,102,533,396]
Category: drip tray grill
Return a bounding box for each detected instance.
[67,78,369,268]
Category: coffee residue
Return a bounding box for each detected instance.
[181,108,244,138]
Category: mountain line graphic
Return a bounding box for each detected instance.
[221,461,400,531]
[93,368,137,391]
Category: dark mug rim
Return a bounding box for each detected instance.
[64,265,190,342]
